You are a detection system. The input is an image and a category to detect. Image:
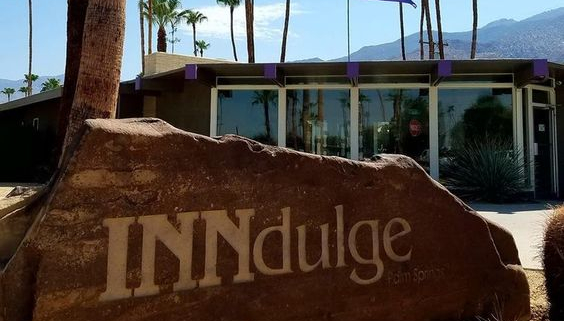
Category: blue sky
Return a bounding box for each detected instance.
[0,0,563,81]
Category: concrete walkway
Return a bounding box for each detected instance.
[471,202,562,270]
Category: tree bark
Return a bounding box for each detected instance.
[423,0,434,59]
[157,25,166,52]
[57,0,89,162]
[245,0,255,63]
[230,6,238,61]
[280,0,290,63]
[140,0,146,74]
[399,3,406,61]
[192,24,197,56]
[148,0,153,54]
[61,0,126,156]
[471,0,478,59]
[419,3,424,60]
[435,0,444,59]
[27,0,33,96]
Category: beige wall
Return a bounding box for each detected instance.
[144,53,235,76]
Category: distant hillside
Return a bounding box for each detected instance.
[325,7,564,63]
[0,75,64,104]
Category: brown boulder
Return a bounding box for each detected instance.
[1,118,529,321]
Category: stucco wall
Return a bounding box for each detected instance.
[144,53,234,76]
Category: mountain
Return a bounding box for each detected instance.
[0,75,64,104]
[327,7,564,63]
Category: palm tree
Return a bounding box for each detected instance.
[217,0,240,62]
[23,73,38,96]
[167,0,190,54]
[245,0,255,63]
[471,0,478,59]
[1,88,15,102]
[61,0,126,155]
[423,0,434,59]
[435,0,445,59]
[27,0,33,96]
[186,10,208,57]
[41,78,62,92]
[399,3,406,60]
[148,0,153,54]
[58,0,88,158]
[252,90,277,143]
[147,0,177,52]
[139,0,146,73]
[419,3,424,59]
[280,0,291,62]
[196,40,210,57]
[19,87,28,97]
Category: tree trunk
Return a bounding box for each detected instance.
[245,0,255,63]
[157,26,166,52]
[471,0,478,59]
[280,0,290,63]
[148,0,153,54]
[303,90,311,152]
[419,3,424,60]
[61,0,126,156]
[423,0,434,59]
[435,0,444,59]
[229,6,238,61]
[399,3,406,61]
[192,24,197,56]
[57,0,89,161]
[27,0,33,96]
[139,0,145,74]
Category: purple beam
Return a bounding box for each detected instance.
[135,76,142,91]
[438,60,452,78]
[347,62,360,79]
[264,63,277,79]
[185,64,198,80]
[533,59,549,79]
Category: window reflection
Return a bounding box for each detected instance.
[438,88,513,174]
[217,90,278,145]
[359,89,430,170]
[286,89,350,158]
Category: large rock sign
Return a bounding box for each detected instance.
[1,119,529,321]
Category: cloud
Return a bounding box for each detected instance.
[179,2,303,41]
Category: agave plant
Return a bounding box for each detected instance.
[441,138,526,202]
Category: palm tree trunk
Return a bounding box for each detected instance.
[193,24,197,56]
[157,26,166,52]
[303,90,311,152]
[148,0,153,54]
[245,0,255,63]
[139,0,146,74]
[61,0,126,155]
[27,0,33,96]
[263,101,271,142]
[230,6,238,61]
[471,0,478,59]
[423,0,434,59]
[435,0,444,59]
[419,3,424,60]
[399,2,406,61]
[280,0,291,63]
[57,0,89,161]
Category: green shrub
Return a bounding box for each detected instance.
[441,139,526,202]
[543,206,564,321]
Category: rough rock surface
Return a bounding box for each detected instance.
[1,118,530,321]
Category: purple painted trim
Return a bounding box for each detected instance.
[264,63,277,79]
[347,62,360,79]
[185,64,198,80]
[437,60,452,78]
[533,59,549,79]
[135,76,142,91]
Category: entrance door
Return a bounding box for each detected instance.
[533,108,553,198]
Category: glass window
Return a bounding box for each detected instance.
[359,89,430,170]
[438,88,513,175]
[217,90,278,145]
[532,89,550,104]
[286,89,350,158]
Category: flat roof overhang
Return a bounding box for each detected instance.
[132,59,564,90]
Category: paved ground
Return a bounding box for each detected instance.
[471,202,562,270]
